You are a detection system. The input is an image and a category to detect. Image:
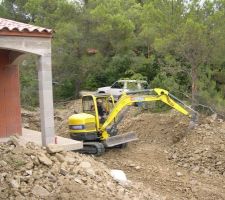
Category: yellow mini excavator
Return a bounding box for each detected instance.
[69,88,196,155]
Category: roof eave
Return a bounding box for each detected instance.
[0,30,52,38]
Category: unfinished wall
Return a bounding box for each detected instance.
[0,50,21,137]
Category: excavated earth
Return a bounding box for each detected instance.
[98,110,225,200]
[0,137,157,200]
[20,100,225,199]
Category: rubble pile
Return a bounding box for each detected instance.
[0,137,157,200]
[169,119,225,175]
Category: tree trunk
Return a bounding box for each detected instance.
[191,65,198,108]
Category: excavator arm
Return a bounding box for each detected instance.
[100,88,194,140]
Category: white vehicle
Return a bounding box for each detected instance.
[97,80,149,100]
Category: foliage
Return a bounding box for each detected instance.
[0,0,225,113]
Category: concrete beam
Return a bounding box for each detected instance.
[0,36,51,56]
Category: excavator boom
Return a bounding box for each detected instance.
[101,88,195,146]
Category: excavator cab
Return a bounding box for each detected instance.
[69,94,115,142]
[82,94,115,128]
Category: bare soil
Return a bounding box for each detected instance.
[98,111,225,200]
[21,100,225,199]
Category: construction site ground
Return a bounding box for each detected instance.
[20,100,225,199]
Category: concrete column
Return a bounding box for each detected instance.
[38,54,55,145]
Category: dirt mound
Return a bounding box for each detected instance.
[118,110,190,145]
[125,111,225,176]
[98,111,225,199]
[21,108,40,131]
[169,119,225,175]
[21,99,82,137]
[0,137,160,200]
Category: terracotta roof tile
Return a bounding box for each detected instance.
[0,18,52,34]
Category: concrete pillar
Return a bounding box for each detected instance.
[38,54,55,145]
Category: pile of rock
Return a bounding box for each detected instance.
[168,119,225,176]
[0,137,156,200]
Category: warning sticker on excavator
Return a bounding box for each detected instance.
[131,97,145,101]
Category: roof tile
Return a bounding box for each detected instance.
[0,18,52,34]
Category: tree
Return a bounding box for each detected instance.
[176,19,208,107]
[88,0,137,55]
[175,0,225,108]
[1,0,225,112]
[0,0,29,22]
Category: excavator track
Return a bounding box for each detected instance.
[77,142,105,156]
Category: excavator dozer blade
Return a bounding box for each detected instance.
[104,132,138,147]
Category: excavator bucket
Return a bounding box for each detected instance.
[104,132,138,147]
